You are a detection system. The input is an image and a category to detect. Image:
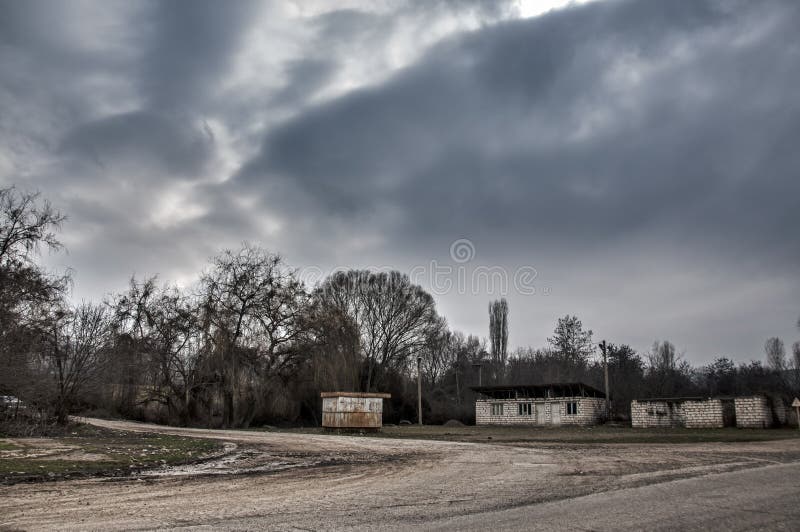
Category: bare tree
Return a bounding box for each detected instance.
[0,187,69,415]
[48,303,110,423]
[648,340,678,372]
[645,340,694,397]
[0,186,65,267]
[316,270,440,391]
[110,277,203,424]
[0,187,68,340]
[764,337,786,372]
[420,317,454,386]
[199,244,307,426]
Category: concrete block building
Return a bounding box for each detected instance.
[631,397,736,428]
[632,394,781,429]
[733,396,772,428]
[472,382,606,426]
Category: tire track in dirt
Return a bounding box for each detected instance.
[1,418,799,530]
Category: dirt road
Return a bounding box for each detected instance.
[421,462,800,531]
[2,418,799,530]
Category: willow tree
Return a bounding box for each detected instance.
[198,244,307,427]
[315,270,440,391]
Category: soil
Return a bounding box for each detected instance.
[1,418,799,530]
[0,427,222,485]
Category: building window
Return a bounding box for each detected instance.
[566,402,578,415]
[518,403,532,416]
[491,403,504,416]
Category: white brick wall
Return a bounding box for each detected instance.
[475,397,605,426]
[631,400,685,428]
[632,399,731,428]
[683,399,726,428]
[734,396,771,428]
[633,397,759,429]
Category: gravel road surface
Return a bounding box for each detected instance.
[1,418,798,531]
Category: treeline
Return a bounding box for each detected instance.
[503,329,800,420]
[2,187,799,430]
[1,187,480,427]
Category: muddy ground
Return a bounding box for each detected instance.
[2,418,800,530]
[0,426,222,484]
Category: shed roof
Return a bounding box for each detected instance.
[320,392,391,399]
[633,395,744,403]
[470,382,605,399]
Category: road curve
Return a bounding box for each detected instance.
[1,418,799,530]
[417,462,800,531]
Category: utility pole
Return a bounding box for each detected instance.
[600,340,610,419]
[455,359,461,406]
[417,356,423,426]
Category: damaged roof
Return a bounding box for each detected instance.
[470,382,606,399]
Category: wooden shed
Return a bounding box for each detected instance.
[321,392,391,431]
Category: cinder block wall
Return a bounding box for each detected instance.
[631,400,684,428]
[562,398,606,426]
[734,396,771,428]
[633,398,737,428]
[475,397,605,426]
[683,399,725,428]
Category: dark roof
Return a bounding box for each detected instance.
[632,396,708,403]
[470,382,605,399]
[633,395,754,403]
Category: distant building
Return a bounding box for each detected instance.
[631,394,785,429]
[472,382,606,426]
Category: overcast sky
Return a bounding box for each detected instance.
[2,0,798,365]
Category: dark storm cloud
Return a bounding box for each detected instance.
[60,111,214,178]
[48,0,260,183]
[0,0,269,303]
[241,0,800,268]
[2,0,799,361]
[140,0,260,109]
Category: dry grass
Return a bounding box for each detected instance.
[0,425,221,484]
[268,423,800,445]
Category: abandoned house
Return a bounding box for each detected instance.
[631,394,785,429]
[321,392,391,431]
[472,382,607,426]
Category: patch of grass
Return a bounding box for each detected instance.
[256,424,800,445]
[0,427,222,484]
[377,425,800,444]
[0,458,119,476]
[0,440,20,451]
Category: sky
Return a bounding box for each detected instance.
[1,0,799,365]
